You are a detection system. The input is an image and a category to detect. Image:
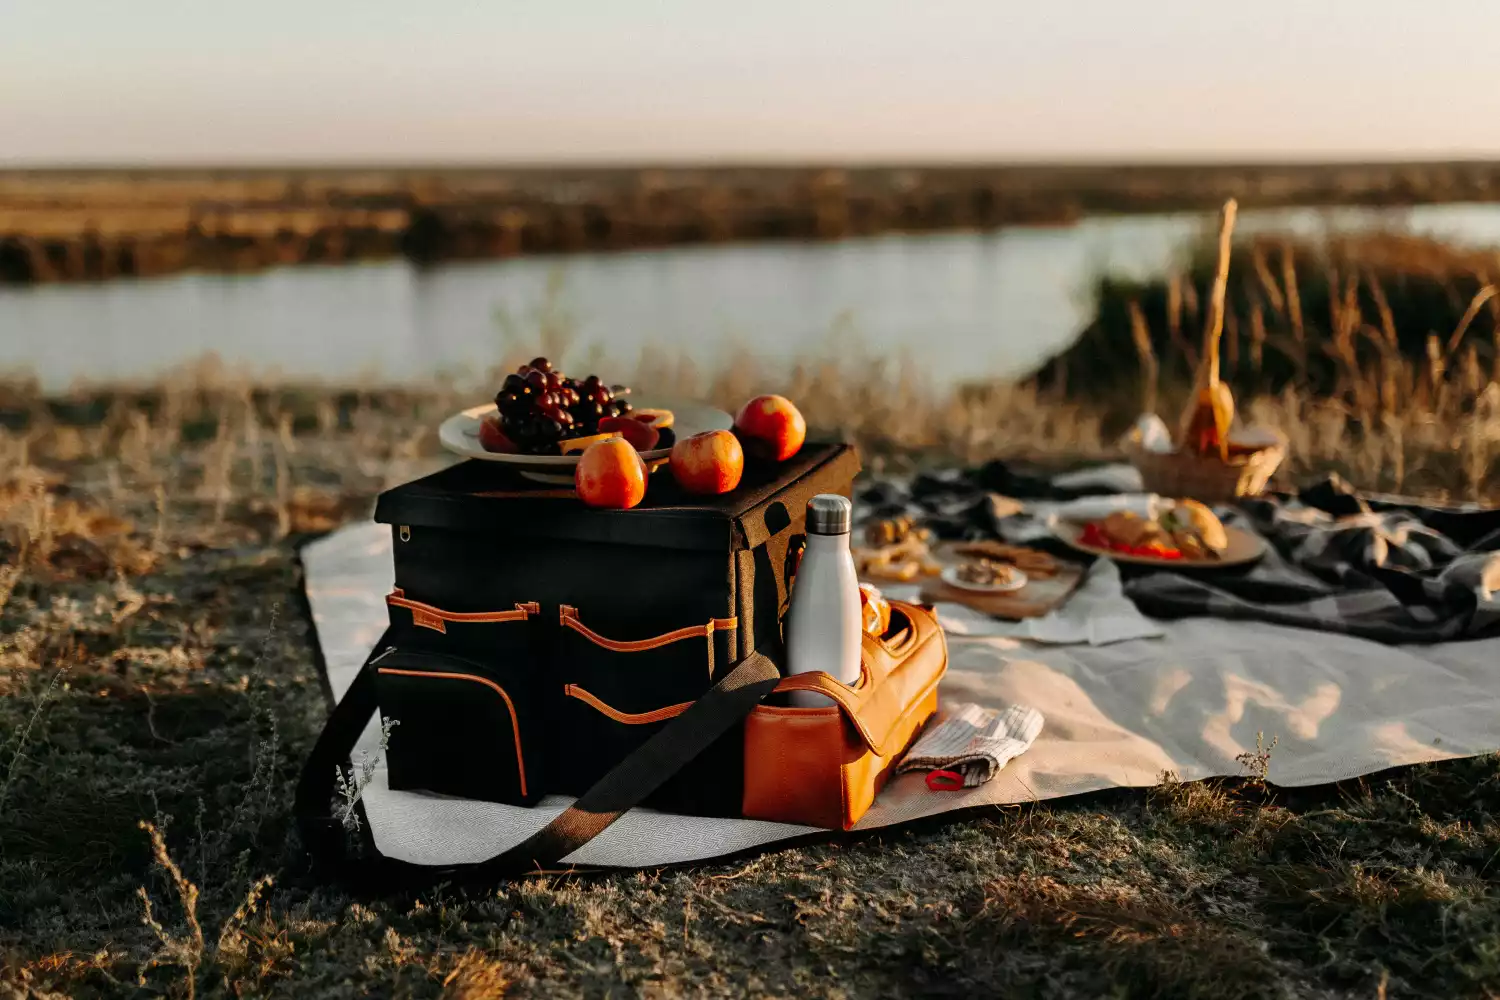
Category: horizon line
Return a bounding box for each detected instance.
[7,152,1500,174]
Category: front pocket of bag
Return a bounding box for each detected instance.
[551,605,742,811]
[385,589,540,659]
[373,648,546,807]
[554,604,737,711]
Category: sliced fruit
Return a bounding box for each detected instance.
[559,432,623,455]
[478,416,517,454]
[630,407,675,429]
[598,416,661,452]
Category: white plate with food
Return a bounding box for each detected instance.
[940,561,1029,593]
[438,360,734,482]
[440,399,729,462]
[1054,498,1267,568]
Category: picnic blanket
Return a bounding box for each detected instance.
[861,465,1500,644]
[300,514,1500,870]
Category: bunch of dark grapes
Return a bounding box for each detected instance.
[494,357,633,454]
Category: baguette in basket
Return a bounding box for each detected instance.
[1127,198,1286,503]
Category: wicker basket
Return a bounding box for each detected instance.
[1128,431,1287,505]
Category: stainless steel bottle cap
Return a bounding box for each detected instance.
[806,494,852,535]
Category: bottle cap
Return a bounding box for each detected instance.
[806,494,852,536]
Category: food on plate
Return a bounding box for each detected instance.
[669,430,745,496]
[632,408,675,429]
[1171,529,1207,560]
[598,415,660,453]
[864,515,931,549]
[1174,498,1228,552]
[859,582,891,636]
[1079,500,1228,561]
[1099,511,1161,549]
[491,357,634,455]
[871,560,921,582]
[733,394,806,462]
[627,409,676,447]
[477,416,517,454]
[558,431,622,455]
[854,533,942,583]
[575,438,648,509]
[954,558,1022,588]
[952,542,1058,579]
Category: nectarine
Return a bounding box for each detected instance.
[733,395,806,462]
[575,438,648,509]
[670,430,744,495]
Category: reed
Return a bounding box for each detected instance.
[1042,228,1500,500]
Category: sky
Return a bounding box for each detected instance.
[3,0,1499,165]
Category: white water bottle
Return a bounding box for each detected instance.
[784,494,864,708]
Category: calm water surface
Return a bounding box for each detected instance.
[5,203,1500,394]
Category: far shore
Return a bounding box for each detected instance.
[6,159,1500,285]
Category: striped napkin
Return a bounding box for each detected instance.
[898,703,1045,788]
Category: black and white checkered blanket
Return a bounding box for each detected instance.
[859,464,1500,645]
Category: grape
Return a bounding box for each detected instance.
[491,360,632,454]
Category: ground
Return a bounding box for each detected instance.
[2,385,1499,999]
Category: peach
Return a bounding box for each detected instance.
[669,430,744,495]
[733,394,806,462]
[575,437,648,509]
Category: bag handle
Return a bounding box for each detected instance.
[295,642,781,887]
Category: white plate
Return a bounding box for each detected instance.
[438,397,734,483]
[1052,520,1268,568]
[940,563,1029,593]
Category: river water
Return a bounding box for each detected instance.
[4,202,1500,394]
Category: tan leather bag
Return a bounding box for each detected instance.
[741,600,947,830]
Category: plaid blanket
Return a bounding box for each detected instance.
[859,465,1500,645]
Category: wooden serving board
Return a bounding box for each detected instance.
[911,542,1087,620]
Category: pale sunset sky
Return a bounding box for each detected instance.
[2,0,1496,165]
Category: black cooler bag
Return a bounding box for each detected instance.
[368,441,860,819]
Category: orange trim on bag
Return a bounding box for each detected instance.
[563,684,693,725]
[557,604,737,655]
[386,591,537,634]
[376,667,528,797]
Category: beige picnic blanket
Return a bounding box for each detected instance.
[302,522,1500,869]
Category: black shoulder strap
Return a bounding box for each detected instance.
[295,645,781,887]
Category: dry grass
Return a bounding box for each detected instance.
[1054,230,1500,502]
